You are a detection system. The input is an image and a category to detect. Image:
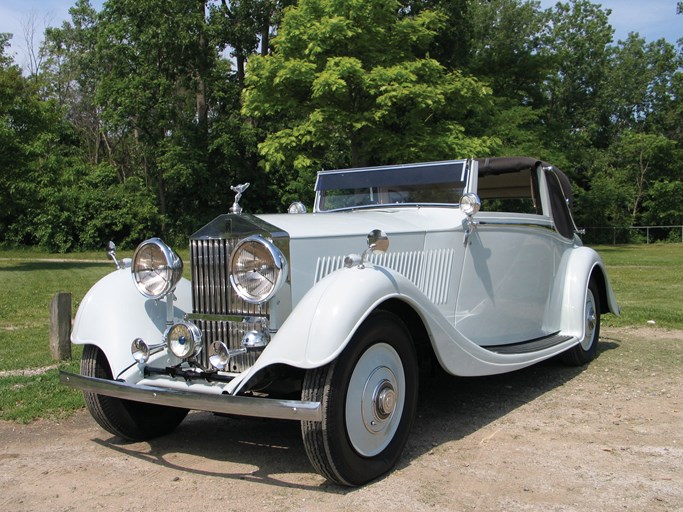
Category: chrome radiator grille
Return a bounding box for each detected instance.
[190,238,268,372]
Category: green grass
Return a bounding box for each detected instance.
[592,244,683,330]
[0,360,85,422]
[0,252,114,422]
[0,244,681,422]
[0,258,112,370]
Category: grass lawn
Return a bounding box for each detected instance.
[0,243,681,422]
[593,244,683,329]
[0,254,113,421]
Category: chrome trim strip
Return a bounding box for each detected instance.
[187,313,268,323]
[478,219,556,231]
[60,371,322,422]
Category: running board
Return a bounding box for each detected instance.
[482,333,573,355]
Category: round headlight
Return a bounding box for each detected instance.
[132,238,183,299]
[165,322,202,359]
[229,235,288,304]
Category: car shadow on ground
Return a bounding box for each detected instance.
[93,340,619,492]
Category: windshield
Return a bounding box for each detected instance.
[314,160,468,212]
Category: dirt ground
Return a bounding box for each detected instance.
[1,327,681,512]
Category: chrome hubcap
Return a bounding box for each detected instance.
[346,343,405,457]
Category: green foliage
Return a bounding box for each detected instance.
[467,0,550,104]
[243,0,496,206]
[0,0,681,247]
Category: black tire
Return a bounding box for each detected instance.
[301,311,418,486]
[561,277,601,366]
[81,344,188,441]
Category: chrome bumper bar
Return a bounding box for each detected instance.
[60,371,322,422]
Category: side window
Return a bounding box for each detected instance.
[477,168,541,215]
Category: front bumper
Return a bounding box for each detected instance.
[60,371,322,422]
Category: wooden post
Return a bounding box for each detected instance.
[50,292,72,361]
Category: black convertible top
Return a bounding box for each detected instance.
[476,156,547,176]
[476,157,577,239]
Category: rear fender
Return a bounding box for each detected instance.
[558,246,619,340]
[71,268,192,378]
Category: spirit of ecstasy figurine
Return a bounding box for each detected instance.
[229,183,250,214]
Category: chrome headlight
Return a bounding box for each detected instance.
[132,238,183,299]
[165,322,202,359]
[229,235,288,304]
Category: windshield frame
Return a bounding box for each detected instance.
[314,160,470,213]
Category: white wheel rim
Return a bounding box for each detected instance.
[345,343,405,457]
[581,288,597,350]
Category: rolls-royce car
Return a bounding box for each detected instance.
[61,156,619,486]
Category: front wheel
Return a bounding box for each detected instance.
[562,277,601,366]
[301,311,418,486]
[81,344,188,441]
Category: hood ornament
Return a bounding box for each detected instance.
[230,182,250,214]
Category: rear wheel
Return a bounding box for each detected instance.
[562,277,601,366]
[301,311,418,486]
[81,344,188,441]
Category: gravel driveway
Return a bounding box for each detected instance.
[1,327,681,511]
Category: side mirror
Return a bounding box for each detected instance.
[344,229,390,269]
[367,229,389,255]
[459,194,481,246]
[106,241,122,269]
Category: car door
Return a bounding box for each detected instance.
[454,162,572,346]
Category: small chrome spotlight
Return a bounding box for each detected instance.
[131,338,165,364]
[242,330,269,349]
[209,341,230,370]
[131,338,150,363]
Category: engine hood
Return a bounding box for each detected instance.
[257,207,463,240]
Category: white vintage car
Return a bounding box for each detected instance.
[62,156,618,486]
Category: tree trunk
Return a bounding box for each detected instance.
[196,1,209,132]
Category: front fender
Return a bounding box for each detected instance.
[71,268,192,378]
[228,265,422,393]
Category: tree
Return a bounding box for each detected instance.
[41,0,102,163]
[96,0,214,239]
[242,0,495,206]
[610,131,677,225]
[398,0,472,71]
[467,0,550,105]
[208,0,294,88]
[542,1,614,149]
[458,0,553,158]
